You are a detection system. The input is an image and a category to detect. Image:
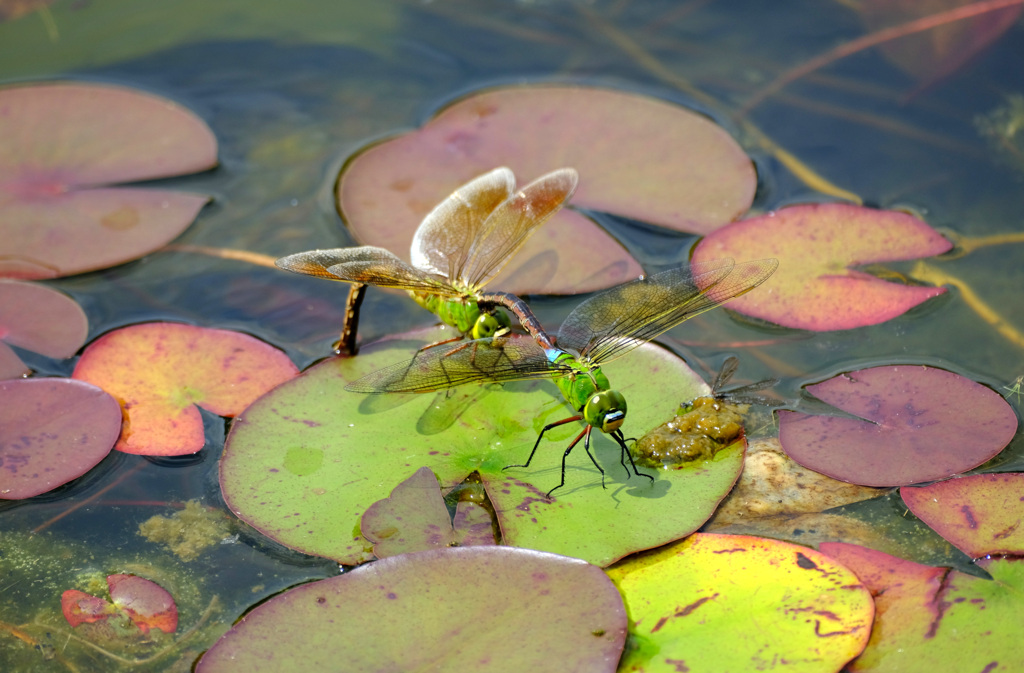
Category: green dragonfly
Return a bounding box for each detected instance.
[276,167,578,346]
[347,257,779,496]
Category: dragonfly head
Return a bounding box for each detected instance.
[471,309,511,339]
[583,389,628,433]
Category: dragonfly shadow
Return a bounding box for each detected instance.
[416,386,495,435]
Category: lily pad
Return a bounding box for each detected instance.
[606,533,874,673]
[0,279,88,378]
[72,322,299,456]
[0,377,121,499]
[337,85,757,294]
[0,82,215,279]
[692,203,952,329]
[821,542,1024,672]
[61,589,117,628]
[107,574,178,635]
[197,546,626,673]
[220,326,743,567]
[778,366,1016,486]
[901,473,1024,558]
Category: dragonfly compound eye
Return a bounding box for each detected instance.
[471,310,511,339]
[584,390,628,433]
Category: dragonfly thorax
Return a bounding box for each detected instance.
[583,389,628,433]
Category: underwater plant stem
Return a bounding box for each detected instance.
[162,244,279,269]
[950,231,1024,254]
[0,621,81,672]
[31,460,148,534]
[737,0,1024,117]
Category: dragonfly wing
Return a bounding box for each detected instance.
[557,258,779,364]
[459,167,579,290]
[276,247,457,295]
[346,334,557,393]
[410,168,516,280]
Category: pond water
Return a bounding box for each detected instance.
[1,0,1023,670]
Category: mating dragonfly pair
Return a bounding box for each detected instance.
[277,167,778,497]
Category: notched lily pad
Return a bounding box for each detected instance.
[0,377,121,499]
[693,203,952,329]
[778,365,1017,486]
[61,574,178,635]
[0,82,216,279]
[0,279,88,379]
[73,322,299,456]
[197,546,626,673]
[902,473,1024,558]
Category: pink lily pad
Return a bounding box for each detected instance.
[197,546,626,673]
[72,323,298,456]
[692,203,952,330]
[0,279,88,379]
[0,377,121,499]
[61,589,118,628]
[902,473,1024,558]
[778,366,1017,487]
[0,82,216,279]
[107,574,178,635]
[361,466,495,558]
[337,85,756,294]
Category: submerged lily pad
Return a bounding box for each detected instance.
[692,203,952,329]
[220,326,743,567]
[0,82,215,279]
[821,542,1024,672]
[0,377,121,499]
[0,279,88,379]
[61,574,178,635]
[197,546,626,673]
[73,323,298,456]
[778,366,1016,486]
[902,473,1024,558]
[606,533,874,672]
[337,85,757,294]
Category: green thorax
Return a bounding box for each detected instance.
[410,291,509,338]
[552,353,610,411]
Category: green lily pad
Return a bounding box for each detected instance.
[0,279,88,379]
[220,326,743,567]
[72,322,299,456]
[821,542,1024,672]
[197,546,627,673]
[606,533,874,672]
[692,203,952,329]
[901,473,1024,559]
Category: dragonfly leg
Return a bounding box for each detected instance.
[504,415,582,470]
[579,425,606,490]
[613,430,654,483]
[546,427,589,498]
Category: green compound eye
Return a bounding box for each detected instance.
[583,390,628,433]
[471,310,511,339]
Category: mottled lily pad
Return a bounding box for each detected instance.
[337,85,757,294]
[61,590,117,628]
[220,326,741,567]
[606,533,874,672]
[61,575,178,635]
[0,82,215,279]
[902,473,1024,558]
[73,323,298,456]
[0,377,121,499]
[693,203,952,329]
[821,542,1024,672]
[197,546,626,673]
[778,366,1016,486]
[0,279,88,378]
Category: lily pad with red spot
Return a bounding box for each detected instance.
[0,377,121,499]
[61,589,118,628]
[902,473,1024,559]
[0,82,216,279]
[778,366,1016,487]
[692,203,952,329]
[337,85,757,294]
[73,322,298,456]
[107,574,178,635]
[0,279,88,379]
[606,533,874,673]
[197,546,626,673]
[821,542,1024,672]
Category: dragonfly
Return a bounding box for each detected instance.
[347,257,779,497]
[276,167,578,347]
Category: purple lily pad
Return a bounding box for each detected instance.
[692,203,952,329]
[0,82,216,279]
[107,574,178,635]
[0,279,88,379]
[778,366,1017,487]
[902,473,1024,558]
[0,377,121,499]
[197,546,627,673]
